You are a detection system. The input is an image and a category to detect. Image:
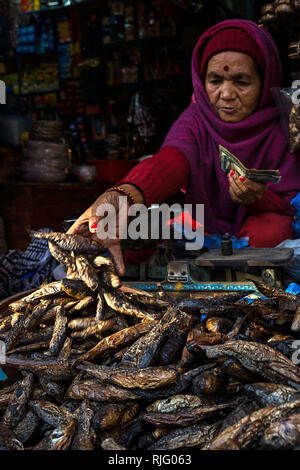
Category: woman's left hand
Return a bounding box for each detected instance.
[228,170,266,205]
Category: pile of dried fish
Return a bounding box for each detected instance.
[1,231,300,450]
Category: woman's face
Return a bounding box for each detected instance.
[204,51,262,123]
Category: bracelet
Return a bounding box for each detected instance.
[106,186,136,205]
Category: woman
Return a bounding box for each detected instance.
[68,19,300,276]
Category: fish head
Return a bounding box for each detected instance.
[261,420,300,449]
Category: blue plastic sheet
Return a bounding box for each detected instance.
[0,368,7,381]
[285,282,300,295]
[242,295,268,304]
[291,193,300,238]
[203,234,249,250]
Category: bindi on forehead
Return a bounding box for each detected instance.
[224,65,229,71]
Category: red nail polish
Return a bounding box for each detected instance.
[239,176,246,182]
[90,223,97,232]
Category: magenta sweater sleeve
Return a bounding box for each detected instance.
[117,146,190,206]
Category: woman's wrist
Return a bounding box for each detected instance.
[117,183,145,205]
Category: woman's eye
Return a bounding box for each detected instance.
[237,81,249,86]
[210,80,221,84]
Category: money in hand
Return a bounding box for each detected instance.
[219,145,281,184]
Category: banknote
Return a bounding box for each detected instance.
[219,145,281,184]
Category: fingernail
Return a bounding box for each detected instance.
[229,170,235,177]
[90,223,97,233]
[239,176,246,182]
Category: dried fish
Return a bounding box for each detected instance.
[71,400,96,450]
[20,281,65,305]
[260,413,300,449]
[24,363,76,382]
[68,296,95,314]
[0,315,12,332]
[52,297,76,307]
[208,397,300,450]
[145,395,213,414]
[222,358,260,383]
[93,402,139,432]
[73,319,157,365]
[0,423,24,450]
[24,299,52,331]
[177,292,248,312]
[75,254,99,291]
[0,393,13,409]
[18,326,54,346]
[39,376,65,402]
[66,377,142,402]
[266,338,296,361]
[186,329,227,355]
[291,305,300,333]
[3,230,300,451]
[227,314,248,339]
[7,341,49,355]
[138,427,175,449]
[124,291,169,310]
[29,231,103,254]
[103,270,121,289]
[48,241,77,273]
[120,308,194,368]
[206,317,232,334]
[92,255,115,269]
[61,279,92,300]
[219,401,260,432]
[252,280,297,302]
[191,366,225,395]
[95,288,105,320]
[70,319,119,339]
[244,382,298,406]
[29,400,73,428]
[148,422,222,450]
[5,315,26,351]
[158,330,187,365]
[78,362,180,390]
[103,291,158,321]
[202,340,300,385]
[13,410,39,443]
[58,337,72,364]
[68,317,98,330]
[141,401,236,427]
[8,300,27,313]
[180,344,199,370]
[101,437,127,450]
[49,306,67,356]
[3,372,34,428]
[244,321,269,341]
[33,419,76,450]
[133,364,217,401]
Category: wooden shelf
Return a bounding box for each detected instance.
[0,181,110,249]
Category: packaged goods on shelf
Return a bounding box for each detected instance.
[16,25,37,54]
[20,62,59,95]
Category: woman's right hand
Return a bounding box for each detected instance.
[67,184,144,276]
